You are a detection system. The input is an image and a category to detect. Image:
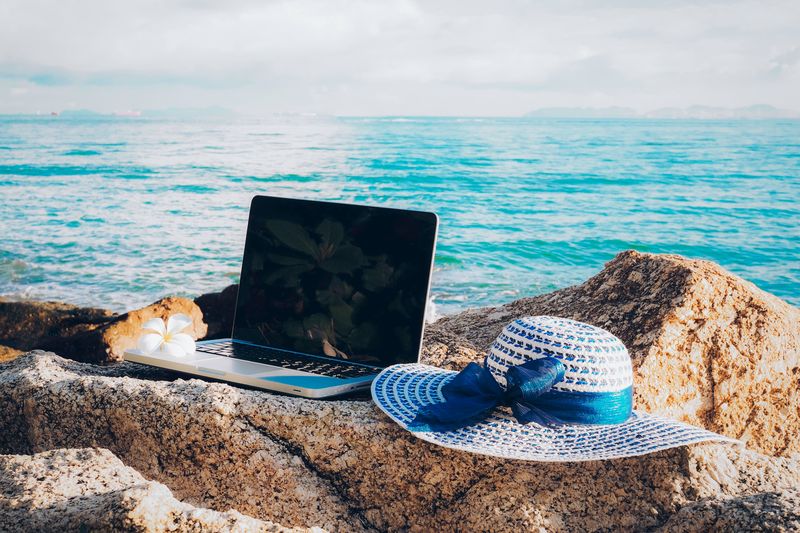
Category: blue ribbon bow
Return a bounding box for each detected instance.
[409,357,633,432]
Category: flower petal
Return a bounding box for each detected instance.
[138,333,164,354]
[166,314,193,335]
[160,340,187,357]
[141,318,166,335]
[170,333,196,356]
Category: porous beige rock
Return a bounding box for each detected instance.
[1,352,799,532]
[0,345,22,363]
[0,354,356,531]
[434,250,800,456]
[0,447,315,532]
[418,323,483,371]
[1,250,799,530]
[654,490,800,532]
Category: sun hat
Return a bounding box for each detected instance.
[371,316,738,461]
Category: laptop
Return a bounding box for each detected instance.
[124,195,438,398]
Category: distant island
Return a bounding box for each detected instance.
[2,106,239,119]
[3,104,798,120]
[524,104,800,119]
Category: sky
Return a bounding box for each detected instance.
[0,0,798,116]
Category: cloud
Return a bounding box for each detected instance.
[766,46,800,78]
[0,0,797,114]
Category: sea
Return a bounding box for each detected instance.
[0,115,798,317]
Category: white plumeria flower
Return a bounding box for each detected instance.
[137,313,196,357]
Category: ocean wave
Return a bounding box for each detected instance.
[1,117,798,314]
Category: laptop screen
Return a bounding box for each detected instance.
[232,195,438,367]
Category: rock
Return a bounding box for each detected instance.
[0,447,315,532]
[2,352,800,532]
[1,250,799,529]
[0,346,23,363]
[37,297,206,364]
[654,490,800,532]
[0,353,360,531]
[418,323,483,371]
[433,250,800,456]
[0,296,207,365]
[194,284,238,340]
[0,298,114,351]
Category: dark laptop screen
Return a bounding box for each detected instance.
[232,195,438,367]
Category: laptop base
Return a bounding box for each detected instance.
[124,339,376,399]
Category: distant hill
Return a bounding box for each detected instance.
[524,104,800,119]
[141,106,237,119]
[59,109,104,117]
[1,107,238,119]
[524,106,637,118]
[644,105,800,119]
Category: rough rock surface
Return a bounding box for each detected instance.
[2,352,800,532]
[435,250,800,456]
[0,297,206,364]
[1,250,799,530]
[194,284,238,340]
[0,447,314,532]
[655,489,800,532]
[0,346,22,363]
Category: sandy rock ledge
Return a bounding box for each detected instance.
[1,352,800,531]
[0,447,315,532]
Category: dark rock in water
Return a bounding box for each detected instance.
[0,297,207,364]
[194,284,238,339]
[0,299,114,351]
[0,447,308,532]
[38,297,208,364]
[0,286,231,365]
[433,250,800,457]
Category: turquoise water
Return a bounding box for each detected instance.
[0,115,798,316]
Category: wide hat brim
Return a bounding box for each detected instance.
[371,363,739,462]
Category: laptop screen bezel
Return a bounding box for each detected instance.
[230,194,439,368]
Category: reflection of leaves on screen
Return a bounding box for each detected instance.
[264,264,313,287]
[362,257,394,291]
[328,302,354,334]
[267,253,307,266]
[266,220,319,258]
[349,322,377,351]
[321,245,363,273]
[255,217,411,364]
[316,218,344,250]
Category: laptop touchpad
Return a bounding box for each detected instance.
[196,357,288,377]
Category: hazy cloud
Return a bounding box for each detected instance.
[0,0,797,114]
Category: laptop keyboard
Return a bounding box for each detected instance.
[196,341,378,379]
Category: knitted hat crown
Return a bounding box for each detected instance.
[486,316,633,393]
